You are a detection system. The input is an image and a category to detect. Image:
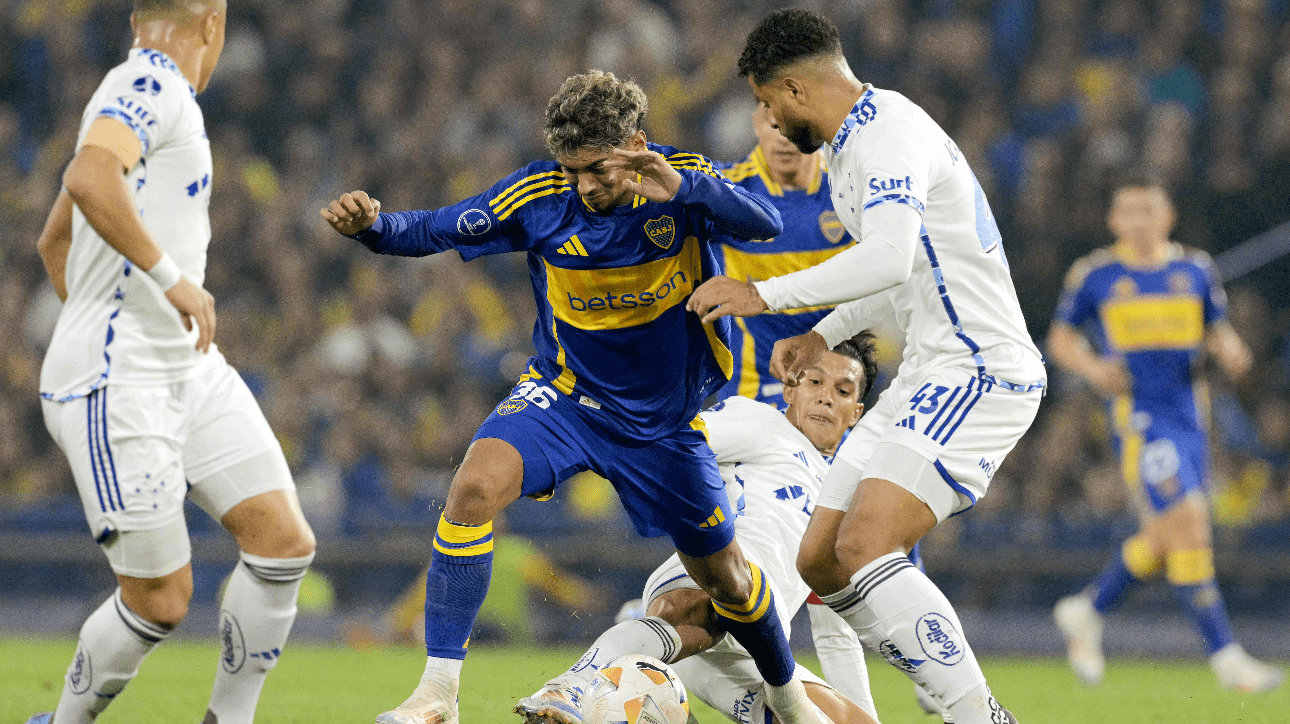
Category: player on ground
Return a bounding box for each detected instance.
[715,105,854,408]
[689,10,1046,724]
[1048,172,1283,693]
[28,3,316,724]
[517,334,880,724]
[321,71,829,724]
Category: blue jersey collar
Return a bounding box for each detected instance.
[829,87,876,155]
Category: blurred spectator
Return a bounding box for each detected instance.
[2,0,1289,534]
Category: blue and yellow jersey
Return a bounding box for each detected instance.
[714,147,854,406]
[350,143,782,439]
[1054,243,1228,430]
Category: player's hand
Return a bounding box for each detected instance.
[320,190,381,235]
[770,331,828,387]
[604,148,682,202]
[1087,358,1131,396]
[687,275,768,323]
[164,277,216,353]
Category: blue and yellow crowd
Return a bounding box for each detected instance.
[1,0,1290,543]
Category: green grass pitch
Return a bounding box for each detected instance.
[4,637,1286,723]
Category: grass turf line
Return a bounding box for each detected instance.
[4,637,1287,723]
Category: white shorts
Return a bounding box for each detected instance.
[642,524,827,723]
[672,648,828,724]
[818,365,1041,522]
[41,354,293,577]
[642,517,808,639]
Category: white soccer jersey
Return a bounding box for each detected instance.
[41,48,215,402]
[758,86,1045,391]
[702,395,830,615]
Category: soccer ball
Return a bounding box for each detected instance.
[582,654,690,724]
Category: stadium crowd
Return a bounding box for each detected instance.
[2,0,1290,540]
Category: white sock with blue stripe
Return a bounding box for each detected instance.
[53,588,170,724]
[205,551,313,724]
[822,553,1005,724]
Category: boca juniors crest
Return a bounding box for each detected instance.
[818,210,846,243]
[497,397,528,415]
[645,215,676,250]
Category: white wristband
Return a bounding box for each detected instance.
[146,252,182,291]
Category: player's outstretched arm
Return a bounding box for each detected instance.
[1206,320,1253,382]
[1046,322,1128,396]
[322,175,535,260]
[63,120,215,352]
[36,188,74,302]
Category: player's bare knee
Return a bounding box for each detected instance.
[797,547,848,595]
[648,588,716,631]
[444,469,514,524]
[122,578,191,629]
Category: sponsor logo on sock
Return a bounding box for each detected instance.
[988,695,1009,724]
[878,639,925,673]
[219,611,246,674]
[68,640,93,694]
[916,613,966,665]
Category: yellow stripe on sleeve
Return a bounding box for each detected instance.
[490,171,564,209]
[497,185,572,220]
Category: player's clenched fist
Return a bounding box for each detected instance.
[769,330,828,387]
[320,190,382,235]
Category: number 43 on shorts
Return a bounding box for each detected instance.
[893,378,987,446]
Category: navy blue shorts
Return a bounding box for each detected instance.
[473,370,735,558]
[1113,420,1208,513]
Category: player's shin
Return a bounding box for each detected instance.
[1089,534,1160,612]
[53,589,171,724]
[205,551,313,724]
[1166,548,1236,655]
[561,617,684,689]
[821,553,1011,724]
[711,561,795,686]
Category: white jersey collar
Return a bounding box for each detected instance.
[828,85,877,155]
[134,48,196,97]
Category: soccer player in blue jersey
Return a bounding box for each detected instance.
[715,105,854,408]
[1049,172,1283,693]
[321,71,832,724]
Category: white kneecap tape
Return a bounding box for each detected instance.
[240,550,314,583]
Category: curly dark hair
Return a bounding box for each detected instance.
[738,8,843,85]
[831,330,880,403]
[543,70,648,159]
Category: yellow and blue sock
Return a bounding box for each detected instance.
[425,516,494,660]
[711,561,795,686]
[1167,548,1236,656]
[1088,534,1161,613]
